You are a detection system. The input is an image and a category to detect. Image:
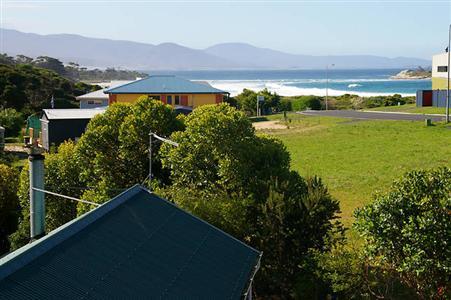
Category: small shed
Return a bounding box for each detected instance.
[40,108,105,150]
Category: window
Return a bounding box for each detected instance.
[149,95,160,100]
[175,95,180,105]
[87,100,103,105]
[437,66,448,72]
[167,95,172,104]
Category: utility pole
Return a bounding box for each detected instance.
[447,24,450,123]
[326,65,329,111]
[147,132,179,190]
[325,64,334,111]
[256,95,264,117]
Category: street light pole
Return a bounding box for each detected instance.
[325,63,334,111]
[326,65,329,111]
[447,24,450,123]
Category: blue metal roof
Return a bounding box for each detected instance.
[104,75,228,94]
[0,185,260,299]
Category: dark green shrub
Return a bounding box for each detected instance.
[279,97,292,111]
[0,164,19,255]
[355,167,451,299]
[0,108,24,137]
[292,95,322,111]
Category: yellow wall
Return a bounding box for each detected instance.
[113,93,219,107]
[432,77,451,90]
[191,94,217,108]
[116,94,147,103]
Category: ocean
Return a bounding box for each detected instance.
[148,69,431,97]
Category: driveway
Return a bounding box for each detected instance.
[299,110,446,122]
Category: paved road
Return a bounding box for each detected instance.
[299,110,446,122]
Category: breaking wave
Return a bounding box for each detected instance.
[208,80,415,97]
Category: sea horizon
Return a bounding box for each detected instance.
[146,68,431,97]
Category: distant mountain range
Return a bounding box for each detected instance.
[1,28,430,70]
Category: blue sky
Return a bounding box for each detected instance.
[1,0,450,58]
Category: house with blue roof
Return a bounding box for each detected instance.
[104,75,229,108]
[0,184,261,299]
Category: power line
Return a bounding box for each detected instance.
[31,187,100,207]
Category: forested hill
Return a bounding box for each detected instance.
[0,53,147,82]
[0,63,100,114]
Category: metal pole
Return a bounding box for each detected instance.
[29,150,45,239]
[149,132,153,181]
[256,97,259,117]
[325,65,329,111]
[447,24,450,123]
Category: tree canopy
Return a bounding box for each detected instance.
[160,103,343,296]
[160,103,290,199]
[234,88,281,116]
[0,63,99,114]
[0,53,147,81]
[75,97,183,213]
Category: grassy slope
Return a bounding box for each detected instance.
[366,104,446,115]
[259,113,451,225]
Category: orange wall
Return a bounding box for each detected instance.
[111,93,222,108]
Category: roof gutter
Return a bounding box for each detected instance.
[242,251,263,299]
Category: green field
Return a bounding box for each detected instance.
[366,103,446,115]
[257,113,451,225]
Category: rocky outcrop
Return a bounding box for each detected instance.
[391,69,431,79]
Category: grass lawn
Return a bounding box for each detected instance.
[366,103,446,115]
[257,113,451,226]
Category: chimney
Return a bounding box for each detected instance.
[27,146,45,240]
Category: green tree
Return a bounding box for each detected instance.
[76,97,182,213]
[161,103,290,199]
[161,104,343,297]
[0,53,15,65]
[235,88,258,115]
[0,63,83,113]
[0,108,23,137]
[0,164,19,255]
[259,88,281,114]
[251,176,343,297]
[354,167,451,299]
[15,55,33,64]
[235,88,281,116]
[291,95,323,111]
[33,56,66,75]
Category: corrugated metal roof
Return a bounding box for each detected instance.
[104,75,228,94]
[0,185,260,299]
[76,81,133,101]
[76,89,109,100]
[42,108,106,120]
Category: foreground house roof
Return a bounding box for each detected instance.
[0,185,260,299]
[104,75,228,94]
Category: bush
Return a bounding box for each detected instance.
[235,88,281,115]
[0,108,23,137]
[279,98,292,111]
[354,167,451,299]
[0,164,19,255]
[291,95,322,111]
